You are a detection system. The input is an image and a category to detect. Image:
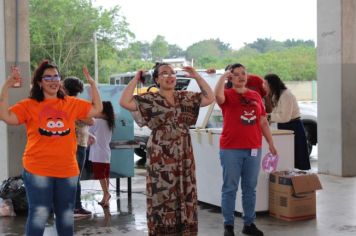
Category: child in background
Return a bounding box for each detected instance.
[88,101,115,207]
[62,76,94,217]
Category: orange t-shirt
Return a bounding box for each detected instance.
[10,96,92,177]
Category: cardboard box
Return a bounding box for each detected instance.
[269,171,322,221]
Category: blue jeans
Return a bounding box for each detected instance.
[75,145,86,209]
[23,169,78,236]
[220,148,261,226]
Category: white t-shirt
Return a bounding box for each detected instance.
[89,118,113,163]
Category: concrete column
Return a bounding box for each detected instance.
[0,0,30,180]
[318,0,356,176]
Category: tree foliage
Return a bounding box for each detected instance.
[186,39,231,62]
[150,35,169,62]
[29,0,133,82]
[29,1,316,82]
[245,38,284,53]
[239,46,316,81]
[168,44,185,58]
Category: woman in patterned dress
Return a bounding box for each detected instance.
[120,63,214,236]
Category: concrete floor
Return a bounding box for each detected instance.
[1,157,356,236]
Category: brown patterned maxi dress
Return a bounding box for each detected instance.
[133,91,201,236]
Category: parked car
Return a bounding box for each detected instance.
[298,101,317,156]
[110,71,159,94]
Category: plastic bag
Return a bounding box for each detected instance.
[0,176,28,214]
[262,152,279,173]
[0,198,16,217]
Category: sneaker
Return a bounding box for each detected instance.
[242,223,264,236]
[74,207,92,217]
[224,225,235,236]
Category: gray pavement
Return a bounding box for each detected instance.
[1,153,356,235]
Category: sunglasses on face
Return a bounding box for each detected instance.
[42,75,61,82]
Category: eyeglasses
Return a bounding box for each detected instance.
[42,75,61,82]
[231,73,246,78]
[158,72,176,78]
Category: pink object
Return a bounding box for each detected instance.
[262,152,279,173]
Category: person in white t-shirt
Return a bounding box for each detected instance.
[88,101,115,207]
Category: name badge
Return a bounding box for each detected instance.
[251,148,258,157]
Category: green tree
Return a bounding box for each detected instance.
[29,0,133,82]
[284,39,315,48]
[120,41,151,60]
[112,58,153,73]
[150,35,169,62]
[245,38,285,53]
[168,44,185,58]
[242,46,316,81]
[186,39,231,63]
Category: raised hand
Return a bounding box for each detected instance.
[135,70,145,83]
[6,66,22,88]
[83,65,95,85]
[220,70,233,82]
[206,68,216,74]
[182,66,200,79]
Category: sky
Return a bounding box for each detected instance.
[93,0,317,50]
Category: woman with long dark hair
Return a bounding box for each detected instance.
[0,61,102,235]
[264,73,311,170]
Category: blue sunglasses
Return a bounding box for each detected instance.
[42,75,61,82]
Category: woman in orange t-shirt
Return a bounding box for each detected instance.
[0,60,102,236]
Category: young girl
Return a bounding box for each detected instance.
[88,101,115,207]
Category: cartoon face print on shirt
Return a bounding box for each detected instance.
[38,106,70,137]
[239,96,258,125]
